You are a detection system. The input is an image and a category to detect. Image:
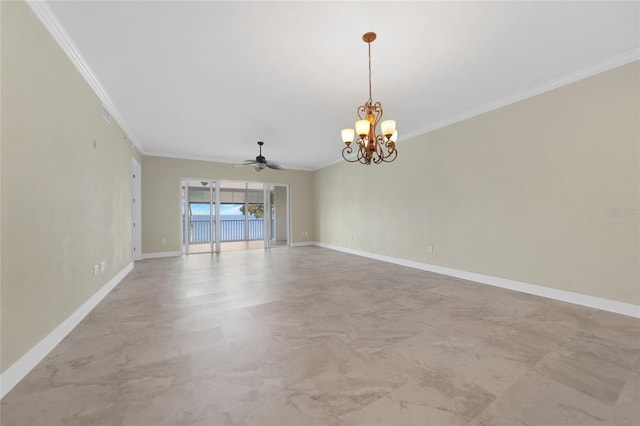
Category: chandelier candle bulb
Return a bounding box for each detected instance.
[356,120,370,137]
[341,129,355,145]
[381,120,396,138]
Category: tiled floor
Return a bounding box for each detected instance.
[187,240,287,254]
[187,240,266,253]
[1,247,638,425]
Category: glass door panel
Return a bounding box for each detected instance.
[181,180,216,254]
[219,181,247,242]
[247,183,265,245]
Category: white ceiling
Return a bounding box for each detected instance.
[40,1,639,170]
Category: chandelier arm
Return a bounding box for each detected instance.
[374,135,384,156]
[373,134,398,163]
[357,104,367,121]
[372,102,383,136]
[341,145,360,163]
[373,102,383,121]
[356,145,369,165]
[374,137,385,165]
[380,145,398,162]
[370,147,379,164]
[380,149,398,163]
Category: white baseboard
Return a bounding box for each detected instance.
[142,251,181,259]
[314,242,640,319]
[291,241,318,247]
[0,262,134,399]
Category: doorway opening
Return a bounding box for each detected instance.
[266,184,289,247]
[181,179,290,254]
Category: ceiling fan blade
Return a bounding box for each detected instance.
[234,160,258,167]
[266,160,285,171]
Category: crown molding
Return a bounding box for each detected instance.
[401,48,640,143]
[313,156,347,172]
[316,49,639,172]
[142,150,315,172]
[26,1,144,154]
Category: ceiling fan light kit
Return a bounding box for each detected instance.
[341,32,398,165]
[235,141,285,173]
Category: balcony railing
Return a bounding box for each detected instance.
[185,218,268,243]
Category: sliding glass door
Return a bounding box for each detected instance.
[181,180,218,254]
[218,181,265,250]
[181,179,290,254]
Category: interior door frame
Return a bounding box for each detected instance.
[264,183,291,248]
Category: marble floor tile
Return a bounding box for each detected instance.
[470,370,616,426]
[338,380,489,426]
[534,340,637,405]
[1,247,638,425]
[610,372,640,426]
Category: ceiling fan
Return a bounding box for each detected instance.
[235,141,285,172]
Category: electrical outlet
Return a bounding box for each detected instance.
[100,260,106,272]
[427,245,434,254]
[93,265,99,275]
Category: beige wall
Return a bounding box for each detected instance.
[314,62,639,305]
[1,1,137,371]
[141,156,314,254]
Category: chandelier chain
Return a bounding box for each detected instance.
[367,41,372,103]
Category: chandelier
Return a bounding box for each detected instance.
[341,32,398,165]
